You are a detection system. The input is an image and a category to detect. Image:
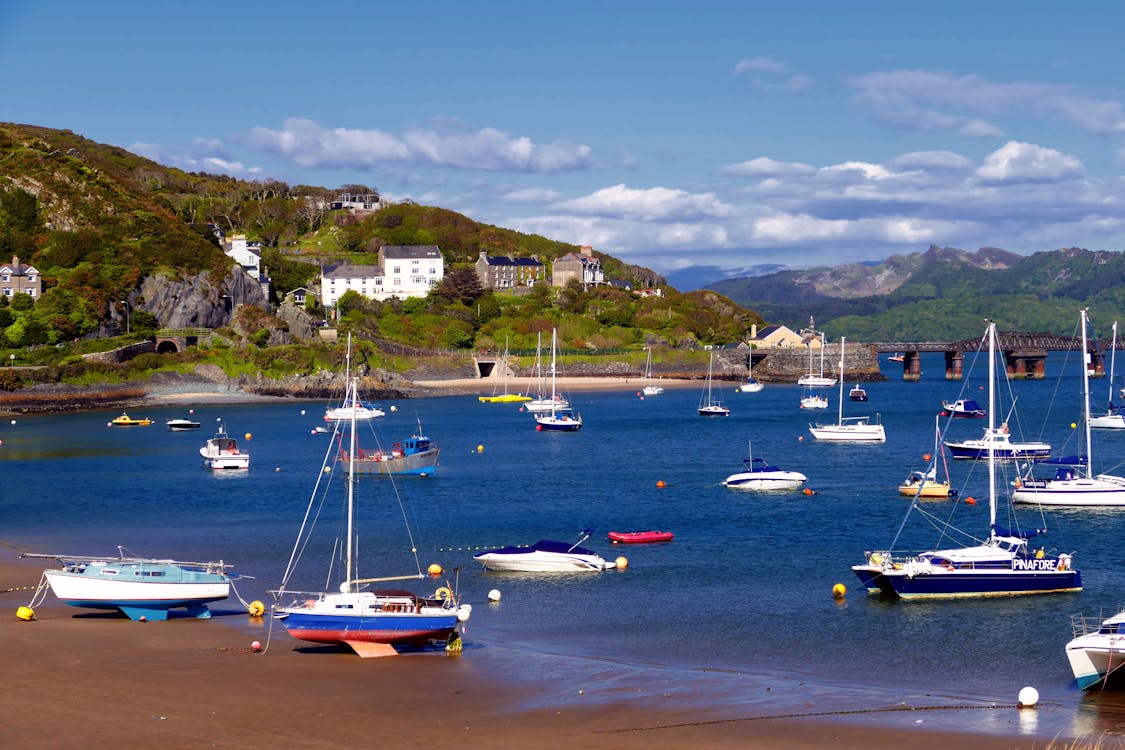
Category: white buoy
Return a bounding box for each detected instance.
[390,405,397,412]
[488,588,501,602]
[300,409,306,416]
[1018,686,1039,708]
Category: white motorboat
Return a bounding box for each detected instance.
[944,425,1050,460]
[808,337,885,443]
[800,391,828,409]
[475,531,616,572]
[1067,607,1125,690]
[21,547,233,621]
[166,417,201,431]
[199,422,250,470]
[722,442,807,490]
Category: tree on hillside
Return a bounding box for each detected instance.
[430,267,485,307]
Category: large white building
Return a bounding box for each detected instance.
[320,245,444,306]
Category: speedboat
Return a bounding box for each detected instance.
[1067,607,1125,690]
[722,442,807,490]
[940,398,986,418]
[944,424,1050,460]
[21,547,233,621]
[110,412,152,426]
[848,384,868,401]
[474,532,616,572]
[166,417,201,431]
[199,422,250,470]
[800,392,828,409]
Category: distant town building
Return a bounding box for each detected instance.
[320,245,445,306]
[330,193,387,212]
[474,251,545,289]
[0,256,40,299]
[749,324,803,348]
[224,234,262,281]
[552,246,604,289]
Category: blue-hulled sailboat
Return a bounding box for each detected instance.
[535,329,582,431]
[852,320,1082,599]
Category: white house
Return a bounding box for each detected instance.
[225,234,262,281]
[320,245,444,306]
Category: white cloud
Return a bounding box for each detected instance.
[732,57,785,75]
[960,118,1004,138]
[888,151,974,171]
[976,141,1085,184]
[719,157,816,177]
[242,118,593,173]
[555,184,734,221]
[501,187,563,203]
[128,140,262,177]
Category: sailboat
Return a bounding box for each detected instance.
[797,331,835,387]
[1011,310,1125,506]
[697,350,730,416]
[479,337,531,403]
[736,353,764,393]
[534,329,582,431]
[898,415,954,498]
[274,335,471,657]
[526,332,571,412]
[1090,321,1125,429]
[324,341,385,421]
[641,347,664,396]
[808,337,885,442]
[852,320,1082,599]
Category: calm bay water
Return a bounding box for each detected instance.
[7,352,1125,739]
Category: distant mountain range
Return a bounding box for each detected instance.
[702,245,1125,341]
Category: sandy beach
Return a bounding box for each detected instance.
[0,545,1066,750]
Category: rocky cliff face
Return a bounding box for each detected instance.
[132,267,267,329]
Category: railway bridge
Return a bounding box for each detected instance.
[870,332,1102,380]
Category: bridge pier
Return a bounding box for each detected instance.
[944,351,963,380]
[1004,350,1046,379]
[902,352,922,381]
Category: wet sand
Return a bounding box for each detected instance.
[0,548,1065,749]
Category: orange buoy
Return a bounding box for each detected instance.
[965,496,977,505]
[923,453,931,461]
[656,480,666,488]
[803,487,813,496]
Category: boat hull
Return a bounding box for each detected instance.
[851,565,1081,599]
[1067,636,1125,690]
[722,471,807,490]
[698,406,730,416]
[737,381,764,393]
[607,531,674,544]
[897,480,951,498]
[474,551,613,572]
[535,414,582,431]
[44,568,230,620]
[280,611,459,648]
[944,442,1051,460]
[1011,477,1125,506]
[1090,413,1125,429]
[341,447,440,476]
[809,424,886,443]
[201,453,250,470]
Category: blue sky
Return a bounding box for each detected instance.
[5,1,1125,277]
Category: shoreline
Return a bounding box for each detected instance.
[0,546,1076,749]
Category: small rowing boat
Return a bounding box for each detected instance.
[607,530,674,544]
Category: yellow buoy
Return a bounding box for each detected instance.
[615,556,628,569]
[244,432,252,440]
[248,600,265,617]
[477,444,484,453]
[427,563,443,576]
[1071,422,1078,430]
[832,583,846,599]
[16,605,34,621]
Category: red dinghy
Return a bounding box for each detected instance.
[607,530,674,544]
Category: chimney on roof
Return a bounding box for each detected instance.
[751,324,758,339]
[580,245,593,257]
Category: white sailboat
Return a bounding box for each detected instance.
[736,352,764,393]
[697,350,730,416]
[1012,309,1125,506]
[852,320,1082,599]
[274,334,471,657]
[797,331,835,387]
[1090,320,1125,429]
[526,332,571,412]
[534,329,582,431]
[808,337,885,442]
[641,347,664,396]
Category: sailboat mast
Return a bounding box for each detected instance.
[837,337,845,424]
[1082,309,1094,479]
[1110,322,1118,413]
[550,329,558,416]
[987,322,998,536]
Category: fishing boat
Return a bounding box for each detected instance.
[797,331,836,387]
[721,442,807,490]
[852,320,1082,599]
[641,347,665,396]
[799,390,828,410]
[273,337,470,657]
[808,338,885,442]
[479,336,531,403]
[1090,321,1125,429]
[338,418,440,476]
[939,398,986,418]
[534,329,582,431]
[607,530,674,544]
[848,384,868,402]
[527,332,572,411]
[1011,310,1125,506]
[199,421,250,470]
[944,422,1051,460]
[736,354,764,393]
[166,417,201,431]
[1066,607,1125,690]
[474,531,616,572]
[110,412,152,426]
[21,546,233,621]
[898,416,954,498]
[697,350,730,416]
[888,353,905,363]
